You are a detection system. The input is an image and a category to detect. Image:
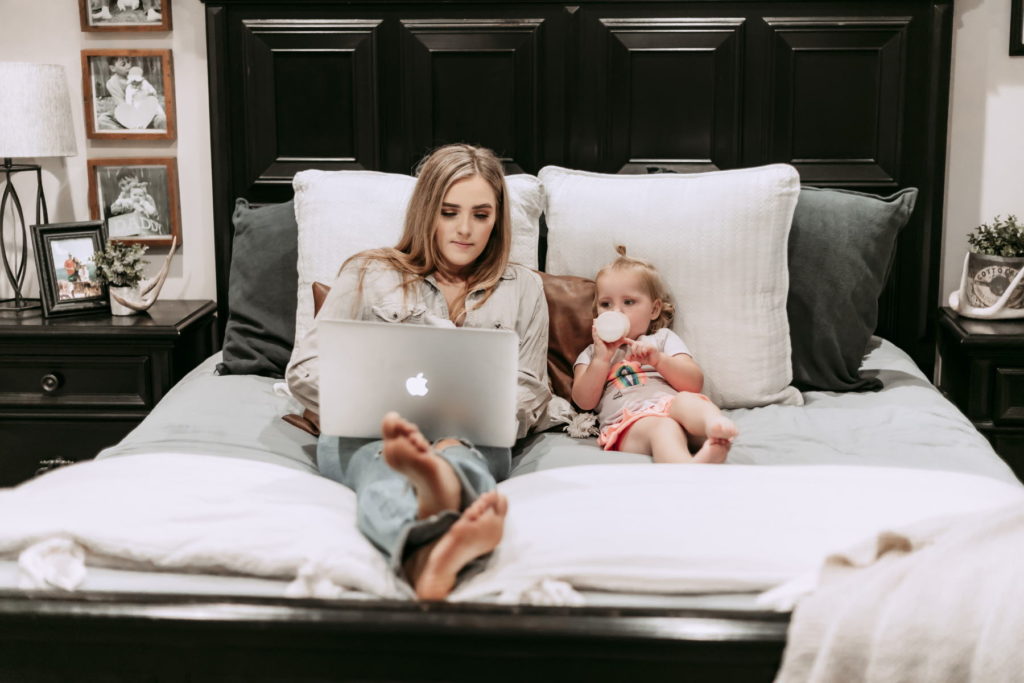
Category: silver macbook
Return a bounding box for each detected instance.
[317,318,519,447]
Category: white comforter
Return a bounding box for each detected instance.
[1,453,1020,605]
[774,501,1024,683]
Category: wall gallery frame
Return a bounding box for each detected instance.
[1013,0,1024,55]
[31,220,109,318]
[88,157,182,247]
[82,49,176,140]
[79,0,172,32]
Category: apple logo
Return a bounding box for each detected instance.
[405,372,429,397]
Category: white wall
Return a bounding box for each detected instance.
[0,0,1021,306]
[0,0,214,302]
[943,0,1024,302]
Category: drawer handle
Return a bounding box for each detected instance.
[40,373,63,394]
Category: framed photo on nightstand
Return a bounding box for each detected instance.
[30,220,109,318]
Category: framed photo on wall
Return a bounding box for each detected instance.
[82,49,176,140]
[88,158,182,247]
[1013,0,1024,55]
[79,0,172,32]
[31,220,109,318]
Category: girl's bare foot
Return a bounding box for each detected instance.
[692,436,732,463]
[412,491,508,601]
[706,415,738,441]
[380,412,461,518]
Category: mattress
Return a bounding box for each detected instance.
[0,337,1016,606]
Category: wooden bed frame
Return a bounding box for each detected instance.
[0,0,953,679]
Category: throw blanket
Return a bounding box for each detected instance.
[774,501,1024,683]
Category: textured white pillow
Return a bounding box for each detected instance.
[289,170,543,371]
[539,164,802,408]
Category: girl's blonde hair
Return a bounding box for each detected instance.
[594,245,674,334]
[344,143,511,319]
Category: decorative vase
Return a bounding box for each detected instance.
[108,285,141,316]
[948,252,1024,319]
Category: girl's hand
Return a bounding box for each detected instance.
[626,339,663,368]
[591,323,624,363]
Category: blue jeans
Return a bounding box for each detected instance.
[316,435,511,576]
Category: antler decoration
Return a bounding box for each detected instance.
[110,236,178,312]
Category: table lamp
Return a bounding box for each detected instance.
[0,62,78,314]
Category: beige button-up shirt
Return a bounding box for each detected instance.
[287,258,552,440]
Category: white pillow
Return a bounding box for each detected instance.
[289,170,543,370]
[539,164,802,408]
[0,453,406,599]
[450,464,1024,604]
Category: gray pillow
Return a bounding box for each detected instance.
[217,198,298,378]
[787,186,917,392]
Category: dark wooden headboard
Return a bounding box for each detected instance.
[203,0,953,376]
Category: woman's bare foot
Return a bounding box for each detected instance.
[380,412,461,518]
[412,491,509,601]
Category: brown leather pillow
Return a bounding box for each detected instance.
[536,271,595,402]
[312,280,331,316]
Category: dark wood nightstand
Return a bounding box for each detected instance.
[937,307,1024,481]
[0,300,217,486]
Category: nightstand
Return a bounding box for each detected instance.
[0,300,217,486]
[937,307,1024,481]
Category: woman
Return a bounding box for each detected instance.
[287,144,551,600]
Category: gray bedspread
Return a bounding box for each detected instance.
[99,337,1017,486]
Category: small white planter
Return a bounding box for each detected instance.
[108,285,141,316]
[948,252,1024,319]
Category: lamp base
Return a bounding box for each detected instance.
[0,297,42,317]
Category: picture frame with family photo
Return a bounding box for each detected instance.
[88,157,182,247]
[82,49,176,140]
[79,0,172,32]
[30,220,109,318]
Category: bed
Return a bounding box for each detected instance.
[3,0,1022,680]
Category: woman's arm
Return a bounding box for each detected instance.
[512,270,553,439]
[286,259,367,413]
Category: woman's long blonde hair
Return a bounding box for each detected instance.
[594,245,675,334]
[345,144,511,319]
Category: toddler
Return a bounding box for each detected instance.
[571,246,738,463]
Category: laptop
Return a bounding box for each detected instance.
[317,318,519,447]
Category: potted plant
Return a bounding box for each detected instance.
[91,241,149,315]
[950,215,1024,319]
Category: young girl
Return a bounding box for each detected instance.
[571,246,738,464]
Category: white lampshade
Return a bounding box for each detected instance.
[0,62,77,158]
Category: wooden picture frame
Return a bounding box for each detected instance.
[79,0,172,32]
[30,220,110,318]
[1013,0,1024,55]
[88,157,182,248]
[82,49,176,141]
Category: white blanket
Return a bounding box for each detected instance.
[459,464,1023,602]
[0,453,407,599]
[773,501,1024,683]
[1,454,1021,607]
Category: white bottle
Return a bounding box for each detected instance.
[595,310,630,343]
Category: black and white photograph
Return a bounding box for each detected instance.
[79,0,172,32]
[88,157,181,247]
[82,49,176,140]
[30,220,109,317]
